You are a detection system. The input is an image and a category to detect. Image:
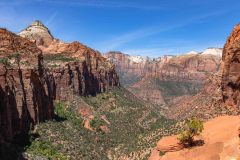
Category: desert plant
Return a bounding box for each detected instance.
[90,116,105,130]
[178,117,203,146]
[26,140,68,160]
[0,57,11,67]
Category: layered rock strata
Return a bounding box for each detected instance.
[222,24,240,110]
[0,28,54,142]
[0,21,119,143]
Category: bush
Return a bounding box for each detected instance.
[0,57,11,67]
[26,141,67,160]
[90,116,105,130]
[178,117,203,146]
[43,54,77,62]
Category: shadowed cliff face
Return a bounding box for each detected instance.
[0,28,54,142]
[222,24,240,110]
[0,24,120,144]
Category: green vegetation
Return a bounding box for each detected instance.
[90,116,105,130]
[43,54,78,62]
[26,141,68,160]
[159,151,165,156]
[178,117,204,146]
[0,57,11,66]
[54,101,82,126]
[119,73,142,87]
[155,79,202,101]
[23,88,177,160]
[7,53,20,59]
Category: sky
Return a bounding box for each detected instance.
[0,0,240,57]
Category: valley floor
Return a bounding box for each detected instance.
[2,87,180,160]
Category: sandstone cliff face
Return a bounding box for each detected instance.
[0,21,119,143]
[18,21,119,98]
[0,28,54,142]
[105,51,221,105]
[106,51,221,84]
[19,20,54,47]
[222,24,240,110]
[163,71,226,120]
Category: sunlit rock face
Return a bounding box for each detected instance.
[105,51,221,105]
[222,24,240,110]
[19,20,120,98]
[19,20,54,47]
[0,21,120,143]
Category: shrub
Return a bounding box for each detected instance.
[178,117,203,146]
[54,101,68,118]
[43,54,77,62]
[26,141,67,160]
[0,58,11,67]
[90,116,105,130]
[159,150,165,156]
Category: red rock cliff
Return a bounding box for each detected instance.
[18,20,120,99]
[222,24,240,110]
[106,51,221,84]
[0,21,120,143]
[105,51,221,105]
[0,28,54,142]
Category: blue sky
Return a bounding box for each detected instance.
[0,0,240,57]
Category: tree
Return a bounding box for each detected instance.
[178,117,204,146]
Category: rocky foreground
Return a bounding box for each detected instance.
[149,116,240,160]
[149,24,240,160]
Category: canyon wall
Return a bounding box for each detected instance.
[222,24,240,110]
[0,28,54,142]
[0,21,119,143]
[105,51,221,105]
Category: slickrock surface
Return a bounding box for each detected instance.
[149,116,240,160]
[222,24,240,110]
[156,136,184,152]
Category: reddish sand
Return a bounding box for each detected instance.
[149,116,240,160]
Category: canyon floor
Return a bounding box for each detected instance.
[2,88,180,160]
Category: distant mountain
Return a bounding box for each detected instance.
[19,20,54,46]
[105,49,222,105]
[201,48,222,57]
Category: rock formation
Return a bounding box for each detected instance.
[105,51,221,105]
[163,71,226,120]
[0,21,120,143]
[19,20,54,47]
[222,24,240,110]
[19,20,120,99]
[149,116,240,160]
[0,28,54,142]
[106,51,221,85]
